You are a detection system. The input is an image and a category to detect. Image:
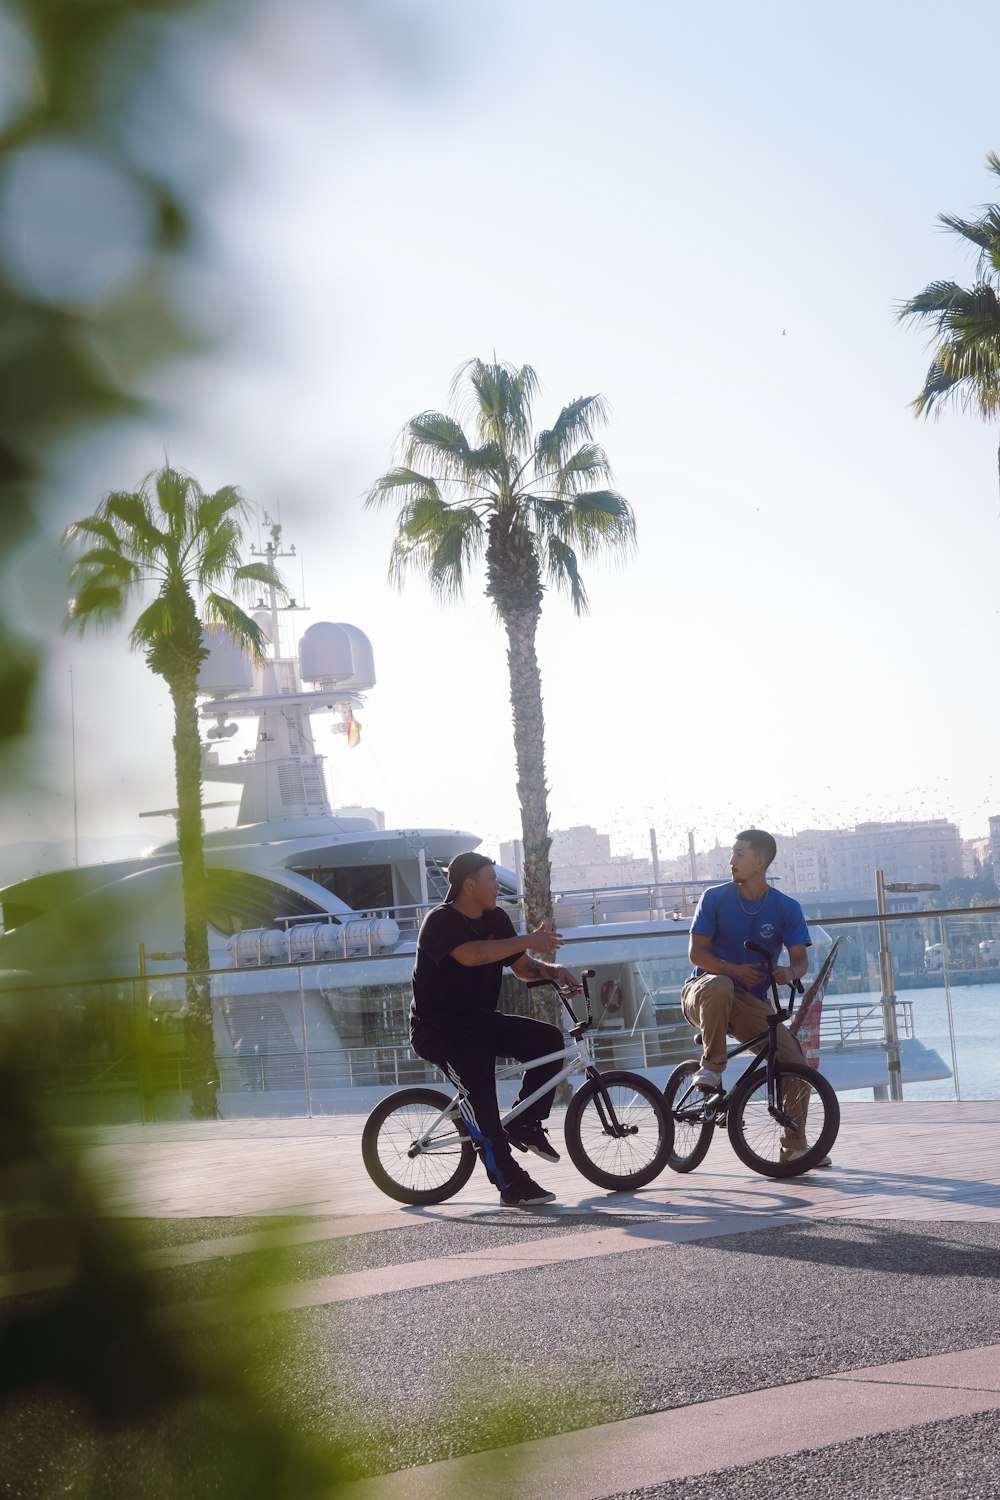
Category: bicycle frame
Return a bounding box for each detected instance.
[678,941,806,1132]
[406,970,632,1160]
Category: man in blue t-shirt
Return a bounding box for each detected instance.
[682,828,827,1165]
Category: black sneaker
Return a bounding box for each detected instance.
[507,1118,560,1162]
[500,1174,556,1207]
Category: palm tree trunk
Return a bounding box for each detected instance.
[503,607,559,1029]
[170,678,218,1120]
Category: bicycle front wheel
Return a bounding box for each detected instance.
[361,1087,476,1205]
[662,1060,715,1173]
[726,1061,840,1179]
[564,1071,673,1190]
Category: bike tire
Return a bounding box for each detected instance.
[361,1087,476,1205]
[662,1060,716,1174]
[564,1070,674,1190]
[726,1061,840,1179]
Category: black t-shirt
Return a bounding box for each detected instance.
[410,903,518,1031]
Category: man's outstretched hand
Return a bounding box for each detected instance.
[527,925,564,956]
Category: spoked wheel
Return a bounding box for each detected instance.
[361,1087,476,1205]
[727,1062,840,1179]
[662,1060,716,1173]
[564,1070,674,1190]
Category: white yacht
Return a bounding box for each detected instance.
[0,523,953,1116]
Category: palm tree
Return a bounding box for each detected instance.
[898,151,1000,495]
[366,357,636,955]
[63,466,285,1118]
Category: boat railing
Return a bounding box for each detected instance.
[265,881,705,953]
[820,997,916,1049]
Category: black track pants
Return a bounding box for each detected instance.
[410,1011,563,1191]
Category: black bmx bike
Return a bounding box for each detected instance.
[663,941,840,1179]
[362,970,674,1204]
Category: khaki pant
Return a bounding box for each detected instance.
[681,972,808,1149]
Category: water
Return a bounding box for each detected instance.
[836,982,1000,1101]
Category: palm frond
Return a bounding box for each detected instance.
[896,280,969,325]
[365,468,443,512]
[63,577,131,633]
[544,536,589,616]
[195,485,246,540]
[453,358,538,453]
[201,597,270,664]
[102,490,168,557]
[388,505,483,597]
[196,517,243,583]
[937,207,1000,258]
[128,595,176,652]
[231,562,287,597]
[913,346,1000,419]
[398,493,459,540]
[900,279,1000,419]
[523,496,571,536]
[68,547,141,585]
[402,413,476,480]
[425,520,484,602]
[549,442,615,495]
[155,467,198,533]
[62,516,120,550]
[534,394,610,476]
[559,490,638,560]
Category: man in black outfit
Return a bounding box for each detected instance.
[410,851,580,1206]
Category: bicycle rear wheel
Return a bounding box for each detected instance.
[564,1071,673,1190]
[726,1061,840,1179]
[361,1087,476,1205]
[662,1060,715,1173]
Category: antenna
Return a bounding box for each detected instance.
[70,666,79,867]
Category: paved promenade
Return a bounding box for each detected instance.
[23,1101,1000,1496]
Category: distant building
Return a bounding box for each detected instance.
[502,815,979,910]
[769,820,964,899]
[501,825,654,901]
[989,815,1000,887]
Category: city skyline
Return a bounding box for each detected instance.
[4,800,992,898]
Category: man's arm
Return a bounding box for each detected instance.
[689,931,766,991]
[773,945,808,986]
[449,924,563,968]
[509,953,580,991]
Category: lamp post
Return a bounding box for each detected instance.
[874,873,940,1101]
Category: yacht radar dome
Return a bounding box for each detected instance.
[299,622,375,692]
[198,626,254,697]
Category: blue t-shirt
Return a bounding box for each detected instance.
[688,883,811,1000]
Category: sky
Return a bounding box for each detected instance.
[7,0,1000,870]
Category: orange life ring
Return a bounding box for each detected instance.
[600,979,623,1013]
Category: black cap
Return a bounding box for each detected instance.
[445,851,495,902]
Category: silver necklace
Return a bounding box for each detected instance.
[734,884,769,916]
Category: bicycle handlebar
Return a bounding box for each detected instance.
[526,969,595,1031]
[745,940,803,1019]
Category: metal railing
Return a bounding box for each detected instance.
[3,900,999,1119]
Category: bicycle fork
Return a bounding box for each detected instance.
[765,1050,796,1133]
[585,1069,639,1138]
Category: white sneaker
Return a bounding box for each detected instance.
[692,1067,723,1091]
[780,1147,832,1167]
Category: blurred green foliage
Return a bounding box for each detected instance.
[0,3,349,1492]
[0,1020,351,1495]
[0,0,205,743]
